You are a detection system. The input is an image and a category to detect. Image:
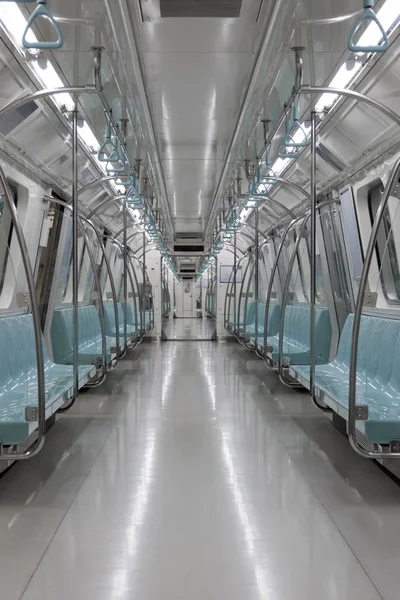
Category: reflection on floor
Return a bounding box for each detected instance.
[162,316,216,340]
[0,340,399,599]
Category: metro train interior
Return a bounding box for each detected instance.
[2,0,400,598]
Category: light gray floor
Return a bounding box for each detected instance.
[162,316,216,339]
[1,338,400,599]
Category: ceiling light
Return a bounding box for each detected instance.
[315,0,400,113]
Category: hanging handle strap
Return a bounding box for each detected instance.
[278,116,301,158]
[348,0,389,53]
[98,123,120,163]
[22,0,63,50]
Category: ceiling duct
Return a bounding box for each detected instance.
[174,245,205,253]
[140,0,242,20]
[175,232,203,239]
[161,0,242,18]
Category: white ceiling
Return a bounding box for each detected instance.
[127,0,275,235]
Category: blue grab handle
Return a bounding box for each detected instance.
[263,154,278,185]
[277,118,301,159]
[106,154,126,174]
[348,1,389,53]
[98,124,121,163]
[22,1,63,50]
[288,106,309,148]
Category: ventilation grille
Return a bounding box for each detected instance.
[176,231,203,239]
[174,245,205,253]
[160,0,242,18]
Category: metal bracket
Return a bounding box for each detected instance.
[390,440,400,453]
[355,405,369,421]
[25,406,39,422]
[128,292,134,298]
[95,357,103,369]
[363,291,377,307]
[16,292,30,309]
[106,291,113,300]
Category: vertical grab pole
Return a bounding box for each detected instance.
[123,194,128,350]
[143,232,147,331]
[233,230,237,334]
[309,111,330,413]
[310,111,317,403]
[254,205,259,350]
[72,108,79,400]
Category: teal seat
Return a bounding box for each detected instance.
[266,305,331,365]
[229,302,256,332]
[103,302,138,339]
[0,314,95,446]
[292,314,400,444]
[51,305,123,366]
[245,303,281,351]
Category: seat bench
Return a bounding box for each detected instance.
[103,301,138,340]
[0,313,95,445]
[290,314,400,444]
[51,305,123,366]
[266,305,331,366]
[245,303,281,350]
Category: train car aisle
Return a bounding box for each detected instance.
[1,340,400,600]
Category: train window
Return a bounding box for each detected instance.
[0,186,17,296]
[369,186,400,303]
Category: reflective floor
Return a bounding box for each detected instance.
[1,339,400,599]
[162,316,216,339]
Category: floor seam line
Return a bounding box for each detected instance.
[18,413,120,600]
[280,439,384,600]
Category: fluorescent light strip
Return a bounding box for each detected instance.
[316,0,400,112]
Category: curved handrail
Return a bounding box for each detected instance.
[77,217,107,385]
[86,195,125,220]
[0,166,46,460]
[277,216,309,388]
[22,0,64,50]
[263,215,304,370]
[348,0,389,54]
[80,217,123,361]
[46,200,109,383]
[348,156,400,458]
[300,86,400,127]
[236,255,253,340]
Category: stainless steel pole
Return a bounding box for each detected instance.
[123,194,128,350]
[254,205,259,350]
[72,109,80,400]
[310,111,317,402]
[233,231,237,335]
[143,232,147,332]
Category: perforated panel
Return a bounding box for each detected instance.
[160,0,242,18]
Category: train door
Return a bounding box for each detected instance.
[182,279,193,316]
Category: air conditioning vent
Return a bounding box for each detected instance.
[175,231,203,239]
[160,0,242,18]
[174,245,205,253]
